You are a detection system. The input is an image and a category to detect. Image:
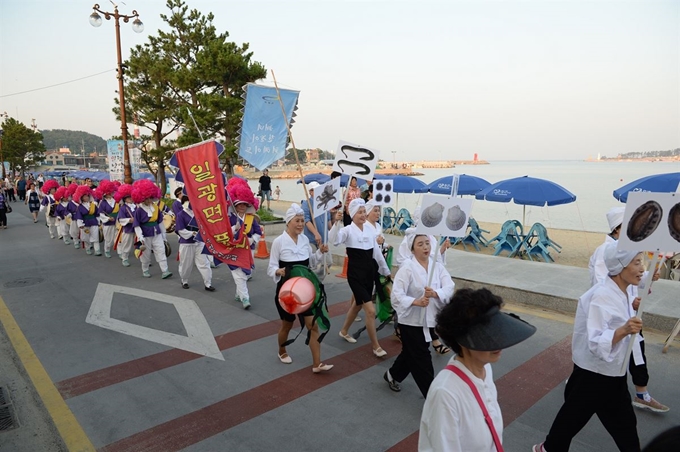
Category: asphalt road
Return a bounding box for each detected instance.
[1,206,679,451]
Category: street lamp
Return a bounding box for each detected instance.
[0,111,8,179]
[89,3,143,184]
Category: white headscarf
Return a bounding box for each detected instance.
[604,243,640,276]
[365,199,379,214]
[285,203,304,224]
[606,207,625,233]
[348,198,365,219]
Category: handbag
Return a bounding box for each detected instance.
[445,364,504,452]
[5,204,11,213]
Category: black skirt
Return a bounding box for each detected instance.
[346,247,376,305]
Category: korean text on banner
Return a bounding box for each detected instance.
[237,83,300,171]
[107,140,125,182]
[174,140,254,270]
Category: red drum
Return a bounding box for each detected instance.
[279,277,316,314]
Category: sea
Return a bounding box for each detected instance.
[247,160,680,233]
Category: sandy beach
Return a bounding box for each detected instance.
[264,199,604,269]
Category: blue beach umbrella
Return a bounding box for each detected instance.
[475,175,576,224]
[613,172,680,203]
[296,173,366,187]
[417,174,491,196]
[372,174,427,194]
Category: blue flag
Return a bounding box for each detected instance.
[237,84,299,171]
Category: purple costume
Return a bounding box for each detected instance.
[75,203,99,227]
[175,209,200,244]
[117,203,136,234]
[133,205,162,238]
[99,199,119,227]
[172,199,183,217]
[67,200,79,217]
[41,195,57,217]
[55,202,69,220]
[227,212,262,274]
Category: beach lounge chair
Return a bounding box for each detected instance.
[382,207,397,234]
[520,222,562,263]
[490,220,525,257]
[459,217,491,251]
[395,208,414,235]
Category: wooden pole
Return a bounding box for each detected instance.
[270,70,323,255]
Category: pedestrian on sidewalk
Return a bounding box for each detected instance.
[533,244,645,452]
[25,182,41,223]
[384,232,454,397]
[4,176,16,202]
[0,187,8,229]
[588,207,667,413]
[268,204,332,373]
[330,198,391,358]
[419,288,536,452]
[258,169,272,211]
[16,175,26,201]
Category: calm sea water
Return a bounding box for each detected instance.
[248,160,680,233]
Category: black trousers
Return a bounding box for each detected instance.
[628,334,649,388]
[389,324,434,398]
[17,189,26,201]
[544,364,640,452]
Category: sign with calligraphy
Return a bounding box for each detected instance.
[237,83,300,171]
[170,140,254,270]
[332,140,380,180]
[107,140,125,182]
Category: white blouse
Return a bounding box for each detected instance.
[395,234,445,267]
[391,257,454,329]
[267,231,324,283]
[572,277,644,376]
[329,221,390,276]
[420,358,502,452]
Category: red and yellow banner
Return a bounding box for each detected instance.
[175,140,254,270]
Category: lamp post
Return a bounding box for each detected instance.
[89,3,143,184]
[0,112,8,179]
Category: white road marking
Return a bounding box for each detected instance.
[86,283,224,361]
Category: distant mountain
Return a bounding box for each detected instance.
[41,129,107,155]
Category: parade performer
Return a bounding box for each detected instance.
[96,180,119,258]
[66,183,80,249]
[132,180,172,279]
[226,178,262,309]
[176,195,214,291]
[268,204,332,373]
[115,184,135,267]
[74,185,101,256]
[588,207,667,413]
[396,206,450,267]
[533,244,645,452]
[385,232,455,396]
[40,179,60,239]
[53,186,71,244]
[330,198,391,357]
[172,186,184,216]
[420,288,535,452]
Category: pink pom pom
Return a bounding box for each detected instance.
[278,277,316,314]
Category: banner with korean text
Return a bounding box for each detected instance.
[237,83,300,171]
[171,140,253,270]
[107,140,143,182]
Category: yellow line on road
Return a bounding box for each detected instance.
[0,295,95,452]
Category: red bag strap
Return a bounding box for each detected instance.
[445,364,504,452]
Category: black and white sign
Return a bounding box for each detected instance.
[313,178,342,217]
[415,195,473,238]
[618,192,680,252]
[332,140,380,180]
[373,179,394,206]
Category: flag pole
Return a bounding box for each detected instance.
[270,70,321,248]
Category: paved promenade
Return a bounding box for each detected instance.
[1,207,679,451]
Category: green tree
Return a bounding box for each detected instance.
[119,0,267,191]
[41,129,106,154]
[285,148,307,164]
[1,117,46,173]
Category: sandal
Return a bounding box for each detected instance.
[312,363,334,373]
[433,343,451,355]
[278,353,292,364]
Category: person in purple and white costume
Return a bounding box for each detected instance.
[115,184,136,267]
[66,183,80,249]
[131,179,172,279]
[96,180,119,258]
[53,187,72,245]
[226,178,262,309]
[74,185,101,256]
[176,196,214,291]
[40,179,60,239]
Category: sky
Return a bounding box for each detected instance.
[1,0,678,161]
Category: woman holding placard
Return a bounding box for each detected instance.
[268,204,333,373]
[385,232,454,396]
[330,198,391,357]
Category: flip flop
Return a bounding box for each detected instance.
[433,343,451,355]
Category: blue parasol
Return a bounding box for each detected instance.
[372,174,427,194]
[417,174,491,195]
[613,172,680,202]
[475,175,576,224]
